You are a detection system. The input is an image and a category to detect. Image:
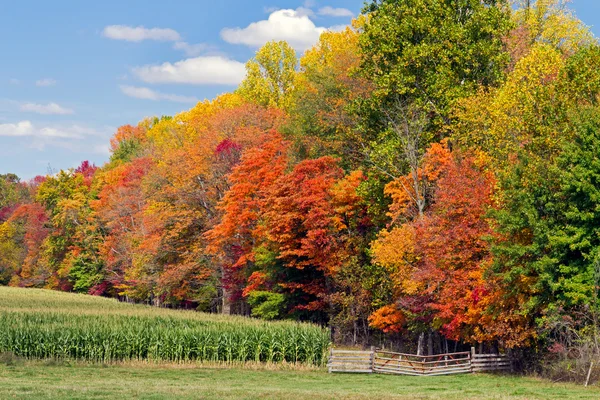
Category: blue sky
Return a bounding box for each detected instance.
[0,0,597,179]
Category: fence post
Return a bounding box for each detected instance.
[328,348,333,373]
[370,346,375,373]
[470,347,476,373]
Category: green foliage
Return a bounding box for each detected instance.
[0,174,28,216]
[109,138,143,164]
[247,291,286,320]
[360,0,511,123]
[68,256,104,293]
[490,106,600,337]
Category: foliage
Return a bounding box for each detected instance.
[247,291,286,320]
[238,41,298,111]
[360,0,511,125]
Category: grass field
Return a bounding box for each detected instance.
[0,286,329,365]
[0,360,599,399]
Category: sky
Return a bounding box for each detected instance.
[0,0,598,179]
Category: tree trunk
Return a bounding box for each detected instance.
[427,330,434,356]
[222,286,231,315]
[417,332,425,356]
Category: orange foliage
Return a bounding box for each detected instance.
[368,305,406,333]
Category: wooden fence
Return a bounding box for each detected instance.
[328,347,511,376]
[471,352,512,372]
[327,349,374,373]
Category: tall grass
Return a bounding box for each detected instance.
[0,287,330,366]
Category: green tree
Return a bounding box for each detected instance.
[360,0,512,126]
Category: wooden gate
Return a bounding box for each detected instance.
[328,348,511,376]
[373,350,472,376]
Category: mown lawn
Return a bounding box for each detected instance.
[0,362,598,399]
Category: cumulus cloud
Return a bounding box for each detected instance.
[119,85,198,103]
[0,121,83,138]
[0,121,115,156]
[318,6,354,17]
[20,102,74,115]
[102,25,181,42]
[0,121,34,137]
[221,9,327,52]
[132,56,245,85]
[102,25,211,57]
[36,78,57,87]
[295,7,315,18]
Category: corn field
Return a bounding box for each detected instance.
[0,287,330,366]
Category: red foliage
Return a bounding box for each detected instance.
[75,160,98,187]
[207,131,290,302]
[8,203,50,286]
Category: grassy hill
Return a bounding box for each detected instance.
[0,286,329,365]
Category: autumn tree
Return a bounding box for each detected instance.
[35,162,102,291]
[237,41,298,111]
[207,131,290,314]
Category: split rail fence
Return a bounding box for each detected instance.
[328,347,511,376]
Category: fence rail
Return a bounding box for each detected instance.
[328,347,512,376]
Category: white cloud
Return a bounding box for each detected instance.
[295,6,315,18]
[0,121,33,137]
[173,41,209,57]
[0,121,81,138]
[36,78,57,87]
[220,9,327,52]
[102,25,181,42]
[120,85,198,103]
[102,25,211,57]
[0,120,115,155]
[132,56,245,85]
[20,102,74,115]
[318,6,354,17]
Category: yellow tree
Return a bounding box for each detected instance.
[237,41,298,111]
[453,44,567,164]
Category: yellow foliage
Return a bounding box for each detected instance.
[512,0,593,55]
[371,224,420,295]
[147,93,245,155]
[454,44,565,162]
[237,41,298,111]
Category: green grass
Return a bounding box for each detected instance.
[0,286,329,365]
[0,361,598,399]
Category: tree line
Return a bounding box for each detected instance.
[1,0,600,358]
